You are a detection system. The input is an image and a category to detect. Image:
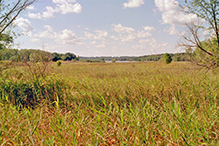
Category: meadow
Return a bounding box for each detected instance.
[0,61,218,145]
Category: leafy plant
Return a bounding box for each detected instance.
[57,61,61,66]
[164,53,172,64]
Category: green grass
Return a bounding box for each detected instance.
[0,62,218,145]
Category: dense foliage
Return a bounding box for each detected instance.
[0,34,13,50]
[164,53,173,64]
[0,48,78,62]
[80,53,189,62]
[192,37,219,69]
[181,0,219,69]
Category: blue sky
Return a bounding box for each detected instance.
[14,0,199,57]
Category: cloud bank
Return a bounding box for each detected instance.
[28,0,83,19]
[123,0,144,8]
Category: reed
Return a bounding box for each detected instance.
[0,62,218,145]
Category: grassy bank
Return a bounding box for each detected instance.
[0,62,218,145]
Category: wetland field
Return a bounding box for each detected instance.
[0,62,218,145]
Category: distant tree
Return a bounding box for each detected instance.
[101,58,105,63]
[76,55,80,61]
[112,59,116,63]
[62,52,76,61]
[52,52,61,61]
[164,53,172,64]
[29,50,52,63]
[61,55,67,61]
[18,49,32,61]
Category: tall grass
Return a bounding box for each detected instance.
[0,62,218,145]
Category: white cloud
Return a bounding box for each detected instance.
[165,25,178,35]
[28,0,82,19]
[53,0,76,3]
[132,44,145,50]
[154,0,199,26]
[84,30,108,40]
[138,38,175,54]
[27,5,35,10]
[42,6,58,18]
[38,31,52,38]
[14,17,33,31]
[56,2,83,14]
[94,30,108,37]
[91,41,109,48]
[55,29,83,45]
[121,34,136,42]
[136,31,152,38]
[28,12,42,19]
[123,0,144,8]
[112,23,135,34]
[32,26,83,46]
[35,25,54,38]
[139,38,157,46]
[143,26,155,31]
[44,25,53,32]
[178,30,186,36]
[110,35,119,40]
[112,23,152,43]
[30,38,40,43]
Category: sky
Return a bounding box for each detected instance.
[13,0,199,57]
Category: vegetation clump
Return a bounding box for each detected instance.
[111,59,116,63]
[164,53,172,64]
[57,61,61,66]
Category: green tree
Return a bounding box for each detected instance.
[0,33,13,50]
[164,53,172,64]
[52,52,62,61]
[0,0,36,35]
[192,37,219,68]
[0,0,36,74]
[180,0,219,69]
[60,52,77,61]
[0,0,37,54]
[65,52,76,61]
[57,61,61,66]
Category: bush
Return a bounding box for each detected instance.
[57,61,61,66]
[164,53,172,64]
[0,76,67,108]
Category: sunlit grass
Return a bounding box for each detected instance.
[0,62,218,145]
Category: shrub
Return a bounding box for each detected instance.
[0,76,67,108]
[164,53,172,64]
[57,61,61,66]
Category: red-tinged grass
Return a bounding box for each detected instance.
[0,62,218,145]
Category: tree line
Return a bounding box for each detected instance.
[0,47,190,63]
[80,53,189,62]
[0,48,79,62]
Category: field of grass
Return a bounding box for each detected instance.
[0,61,218,145]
